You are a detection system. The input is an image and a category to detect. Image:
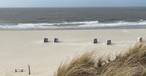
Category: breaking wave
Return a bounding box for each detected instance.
[0,20,146,29]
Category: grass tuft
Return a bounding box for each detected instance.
[54,42,146,76]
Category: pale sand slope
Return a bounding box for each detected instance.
[0,29,145,76]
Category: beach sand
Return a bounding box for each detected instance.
[0,29,145,76]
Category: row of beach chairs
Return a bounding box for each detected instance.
[44,38,59,43]
[43,37,143,45]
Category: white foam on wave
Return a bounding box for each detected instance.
[50,21,99,26]
[0,23,57,29]
[0,20,146,29]
[79,20,146,27]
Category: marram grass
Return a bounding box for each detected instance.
[54,42,146,76]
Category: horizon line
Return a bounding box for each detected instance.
[0,6,146,8]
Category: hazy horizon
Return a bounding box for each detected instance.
[0,0,146,8]
[0,6,146,8]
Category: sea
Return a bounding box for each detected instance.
[0,7,146,29]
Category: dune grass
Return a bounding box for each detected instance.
[54,42,146,76]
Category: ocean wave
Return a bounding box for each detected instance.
[0,20,146,29]
[79,20,146,27]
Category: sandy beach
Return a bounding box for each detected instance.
[0,29,145,76]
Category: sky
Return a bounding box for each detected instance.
[0,0,146,7]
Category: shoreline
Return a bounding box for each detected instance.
[0,27,146,31]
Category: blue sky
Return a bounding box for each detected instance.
[0,0,146,7]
